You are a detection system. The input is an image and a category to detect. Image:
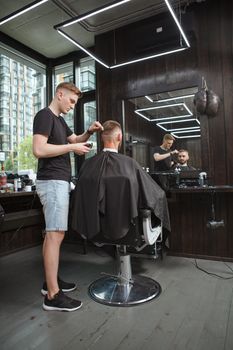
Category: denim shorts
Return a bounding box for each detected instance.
[36,180,70,232]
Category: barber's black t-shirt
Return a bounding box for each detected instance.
[33,107,73,182]
[154,146,172,171]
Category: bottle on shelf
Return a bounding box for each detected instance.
[14,177,18,192]
[0,164,7,189]
[17,177,22,192]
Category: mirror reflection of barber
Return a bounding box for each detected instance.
[153,134,178,171]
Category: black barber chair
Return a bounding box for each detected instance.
[88,209,162,306]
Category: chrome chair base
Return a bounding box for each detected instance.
[88,275,161,306]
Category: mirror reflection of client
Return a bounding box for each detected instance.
[174,149,196,171]
[153,134,179,171]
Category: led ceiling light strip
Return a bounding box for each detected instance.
[110,48,186,69]
[55,0,131,29]
[164,0,190,47]
[57,29,110,69]
[0,0,49,26]
[55,0,190,69]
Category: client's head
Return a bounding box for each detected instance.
[178,149,189,165]
[101,120,122,150]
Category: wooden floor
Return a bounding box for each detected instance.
[0,244,233,350]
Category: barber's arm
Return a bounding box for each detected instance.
[33,134,90,157]
[68,121,103,143]
[153,149,178,162]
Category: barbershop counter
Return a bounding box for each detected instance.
[0,191,44,256]
[167,185,233,261]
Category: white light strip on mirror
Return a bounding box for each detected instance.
[168,126,200,132]
[157,123,200,132]
[134,111,151,121]
[172,133,201,139]
[164,0,190,47]
[145,95,154,102]
[135,102,190,112]
[150,114,192,122]
[61,0,131,28]
[0,0,49,26]
[172,129,200,134]
[154,94,195,103]
[157,117,197,125]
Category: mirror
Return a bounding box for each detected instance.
[123,86,201,171]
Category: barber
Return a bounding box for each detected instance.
[153,134,178,171]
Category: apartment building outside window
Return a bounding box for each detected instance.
[0,50,46,173]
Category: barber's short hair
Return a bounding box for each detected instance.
[179,149,189,154]
[102,120,122,136]
[163,134,175,142]
[56,82,83,97]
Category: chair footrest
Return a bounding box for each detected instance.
[88,275,161,306]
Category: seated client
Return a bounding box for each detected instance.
[173,149,196,171]
[71,120,170,240]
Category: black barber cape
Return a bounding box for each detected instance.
[71,151,170,241]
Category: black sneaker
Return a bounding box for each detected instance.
[43,290,82,312]
[41,277,77,296]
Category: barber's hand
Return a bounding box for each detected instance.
[170,149,179,155]
[72,143,92,155]
[88,121,104,134]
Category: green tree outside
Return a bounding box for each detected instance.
[15,136,37,172]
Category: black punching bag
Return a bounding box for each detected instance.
[206,89,220,116]
[193,88,207,114]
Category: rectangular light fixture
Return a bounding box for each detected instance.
[55,0,190,69]
[157,123,200,138]
[135,102,192,121]
[0,0,49,26]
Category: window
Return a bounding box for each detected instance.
[83,100,97,159]
[77,57,96,92]
[0,50,46,174]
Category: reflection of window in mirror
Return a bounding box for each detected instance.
[124,87,202,171]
